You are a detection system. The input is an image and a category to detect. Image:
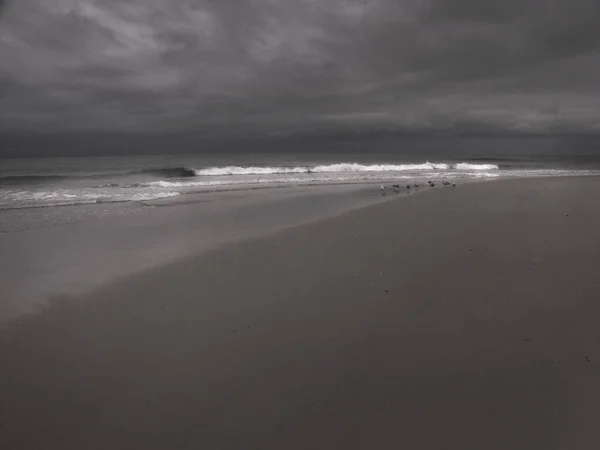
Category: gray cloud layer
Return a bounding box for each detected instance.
[1,0,600,136]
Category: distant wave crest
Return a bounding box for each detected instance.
[0,167,196,186]
[136,167,197,177]
[0,175,67,185]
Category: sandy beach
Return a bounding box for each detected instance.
[1,176,600,449]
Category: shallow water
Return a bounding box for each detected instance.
[0,184,393,322]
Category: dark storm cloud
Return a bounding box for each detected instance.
[1,0,600,137]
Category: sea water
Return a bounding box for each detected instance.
[2,137,600,232]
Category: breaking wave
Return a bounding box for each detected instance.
[454,163,500,170]
[196,166,309,176]
[194,162,499,176]
[1,162,500,187]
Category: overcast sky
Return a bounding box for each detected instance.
[1,0,600,137]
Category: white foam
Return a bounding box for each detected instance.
[147,180,238,188]
[1,189,180,209]
[454,163,499,170]
[127,192,180,202]
[471,172,501,178]
[195,166,309,176]
[311,162,450,172]
[195,162,454,176]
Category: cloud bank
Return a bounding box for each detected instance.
[1,0,600,137]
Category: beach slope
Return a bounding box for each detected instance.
[1,177,600,449]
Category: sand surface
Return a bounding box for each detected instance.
[1,177,600,449]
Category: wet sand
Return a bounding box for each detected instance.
[0,184,390,321]
[1,177,600,449]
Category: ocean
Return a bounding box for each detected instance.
[2,137,600,232]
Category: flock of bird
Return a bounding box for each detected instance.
[382,180,456,195]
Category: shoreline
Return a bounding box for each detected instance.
[3,169,600,217]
